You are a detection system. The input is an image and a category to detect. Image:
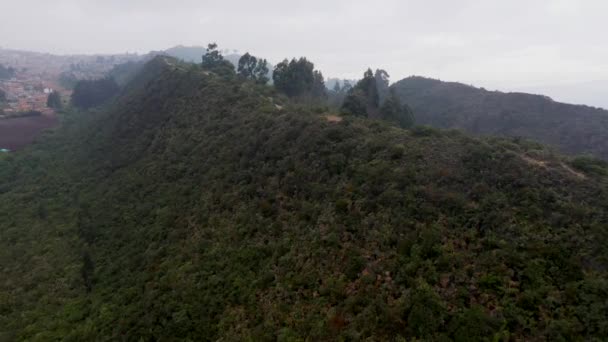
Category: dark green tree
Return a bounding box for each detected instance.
[379,90,414,128]
[202,43,223,68]
[342,80,353,93]
[341,68,379,117]
[238,53,269,85]
[46,91,62,110]
[0,89,6,103]
[375,69,390,103]
[273,57,325,99]
[237,53,257,79]
[252,59,269,85]
[332,81,341,93]
[312,70,327,99]
[201,43,235,77]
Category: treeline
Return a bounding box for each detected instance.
[200,43,415,128]
[63,42,415,129]
[1,56,607,340]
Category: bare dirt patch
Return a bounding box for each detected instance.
[0,114,59,150]
[520,154,587,180]
[325,114,343,123]
[560,162,587,180]
[521,155,547,168]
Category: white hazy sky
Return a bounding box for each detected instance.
[1,0,607,107]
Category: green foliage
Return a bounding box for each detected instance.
[407,281,447,338]
[571,156,608,176]
[392,76,608,160]
[71,77,120,109]
[273,57,326,100]
[237,52,269,84]
[379,91,414,128]
[46,91,62,109]
[341,68,379,117]
[201,43,236,77]
[375,69,390,103]
[1,56,607,341]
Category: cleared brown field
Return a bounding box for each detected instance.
[0,114,59,150]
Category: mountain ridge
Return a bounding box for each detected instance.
[1,57,607,340]
[392,76,608,160]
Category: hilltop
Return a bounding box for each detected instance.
[392,76,608,160]
[1,57,607,341]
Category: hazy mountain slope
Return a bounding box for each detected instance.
[392,76,608,160]
[1,57,607,341]
[164,45,242,66]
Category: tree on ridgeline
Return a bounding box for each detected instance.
[273,57,326,100]
[342,68,415,127]
[341,68,379,117]
[253,59,269,85]
[375,69,390,103]
[332,81,341,93]
[47,91,62,110]
[237,53,257,79]
[71,78,120,109]
[379,89,414,128]
[237,53,270,84]
[201,43,235,77]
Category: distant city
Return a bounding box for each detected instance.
[0,48,140,118]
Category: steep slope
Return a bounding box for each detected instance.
[1,57,608,341]
[392,76,608,160]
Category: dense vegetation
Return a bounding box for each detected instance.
[392,76,608,160]
[46,91,62,110]
[71,77,120,109]
[1,56,607,341]
[273,57,326,100]
[342,69,414,128]
[237,53,270,85]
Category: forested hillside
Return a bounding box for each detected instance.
[392,76,608,160]
[1,57,607,341]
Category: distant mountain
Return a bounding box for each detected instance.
[2,56,608,340]
[520,80,608,110]
[392,76,608,160]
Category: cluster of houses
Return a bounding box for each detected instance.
[0,48,144,119]
[0,77,57,117]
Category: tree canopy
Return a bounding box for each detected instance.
[46,91,62,110]
[379,90,414,128]
[1,58,607,341]
[375,69,390,103]
[273,57,326,100]
[201,43,235,77]
[237,53,269,85]
[341,68,380,117]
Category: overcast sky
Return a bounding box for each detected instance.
[1,0,607,107]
